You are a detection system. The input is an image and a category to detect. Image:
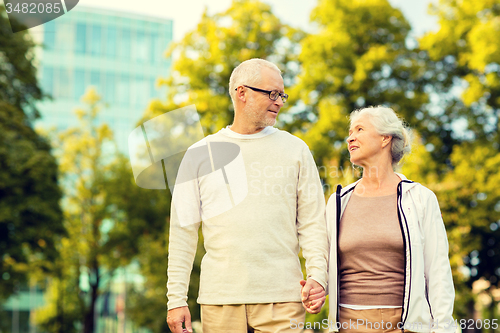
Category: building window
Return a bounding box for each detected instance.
[90,71,102,93]
[74,69,86,100]
[150,78,157,99]
[56,22,72,52]
[117,74,130,105]
[91,24,102,56]
[43,21,56,50]
[134,30,148,63]
[105,73,115,103]
[58,69,71,98]
[150,33,162,63]
[131,75,146,107]
[119,29,131,60]
[75,23,87,54]
[138,75,148,103]
[105,26,117,58]
[42,66,54,96]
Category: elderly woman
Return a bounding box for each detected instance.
[317,106,455,333]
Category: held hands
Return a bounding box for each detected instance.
[167,306,192,333]
[300,279,326,314]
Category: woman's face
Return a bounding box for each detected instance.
[347,115,387,167]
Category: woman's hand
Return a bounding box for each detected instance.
[300,279,326,314]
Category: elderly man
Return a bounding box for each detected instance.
[166,58,328,333]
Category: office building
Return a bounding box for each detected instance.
[3,6,173,332]
[34,5,173,151]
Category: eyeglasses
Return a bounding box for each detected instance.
[236,85,288,103]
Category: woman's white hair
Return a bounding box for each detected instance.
[229,58,282,103]
[350,105,413,168]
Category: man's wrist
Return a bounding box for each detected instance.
[307,275,326,290]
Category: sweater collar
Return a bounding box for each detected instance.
[219,126,278,139]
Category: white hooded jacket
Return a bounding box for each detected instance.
[326,174,455,333]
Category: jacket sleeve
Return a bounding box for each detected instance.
[325,194,339,332]
[325,195,335,295]
[421,188,455,333]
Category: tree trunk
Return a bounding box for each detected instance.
[462,299,481,333]
[83,266,100,333]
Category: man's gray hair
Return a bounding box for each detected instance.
[350,106,413,168]
[229,59,282,103]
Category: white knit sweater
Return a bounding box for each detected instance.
[167,126,328,309]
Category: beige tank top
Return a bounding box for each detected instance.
[339,193,404,306]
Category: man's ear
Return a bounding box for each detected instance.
[382,135,392,148]
[235,86,246,103]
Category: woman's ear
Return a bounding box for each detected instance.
[382,135,392,148]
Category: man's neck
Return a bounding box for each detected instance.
[228,123,266,135]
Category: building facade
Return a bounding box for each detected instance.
[35,5,173,151]
[3,6,173,333]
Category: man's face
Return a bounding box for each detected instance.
[243,67,285,128]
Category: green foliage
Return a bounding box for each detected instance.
[286,0,447,188]
[36,88,134,333]
[35,87,177,332]
[0,6,63,301]
[104,156,175,331]
[0,102,64,298]
[435,140,500,320]
[420,0,500,139]
[419,0,500,322]
[0,6,43,117]
[143,0,500,328]
[133,0,304,328]
[126,231,205,332]
[151,0,304,135]
[1,0,494,330]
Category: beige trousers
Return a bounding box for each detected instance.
[201,302,305,333]
[339,307,416,333]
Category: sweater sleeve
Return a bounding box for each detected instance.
[166,152,202,310]
[166,209,200,310]
[421,188,455,333]
[296,146,328,290]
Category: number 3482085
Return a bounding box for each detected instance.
[6,2,62,14]
[445,319,498,330]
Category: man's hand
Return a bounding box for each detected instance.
[167,306,192,333]
[300,279,326,314]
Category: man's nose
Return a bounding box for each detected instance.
[274,97,284,107]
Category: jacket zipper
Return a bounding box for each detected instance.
[335,184,342,324]
[335,184,355,324]
[397,180,414,332]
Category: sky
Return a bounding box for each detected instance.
[78,0,439,42]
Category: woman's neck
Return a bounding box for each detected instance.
[355,164,401,197]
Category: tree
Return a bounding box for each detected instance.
[419,0,500,326]
[420,0,500,141]
[435,141,500,329]
[35,86,178,332]
[132,0,305,328]
[152,0,304,134]
[0,5,63,301]
[285,0,446,191]
[0,6,43,117]
[36,88,133,333]
[103,155,174,332]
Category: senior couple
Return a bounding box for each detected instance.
[166,59,455,333]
